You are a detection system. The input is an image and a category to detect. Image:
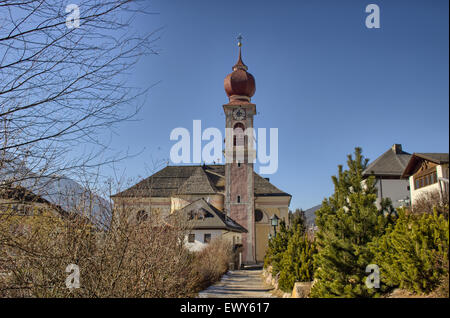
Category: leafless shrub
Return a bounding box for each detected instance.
[0,187,237,298]
[190,238,234,292]
[412,190,449,217]
[0,201,196,297]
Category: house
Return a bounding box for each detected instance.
[175,198,247,252]
[362,144,412,208]
[112,42,291,264]
[0,185,67,217]
[401,153,449,206]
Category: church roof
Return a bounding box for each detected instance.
[362,144,411,178]
[174,198,247,233]
[177,166,218,194]
[112,164,291,198]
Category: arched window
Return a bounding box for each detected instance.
[233,122,246,146]
[136,210,148,223]
[237,195,241,203]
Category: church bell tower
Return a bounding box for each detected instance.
[223,36,256,264]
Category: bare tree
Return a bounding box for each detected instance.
[0,0,160,194]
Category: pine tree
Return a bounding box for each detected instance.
[264,219,291,274]
[310,147,385,298]
[278,225,317,292]
[289,208,307,235]
[370,208,449,294]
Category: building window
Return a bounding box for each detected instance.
[237,195,241,203]
[237,162,241,167]
[255,209,264,222]
[204,233,211,243]
[136,210,148,223]
[233,122,246,146]
[414,171,438,190]
[188,233,195,243]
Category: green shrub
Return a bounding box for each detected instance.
[278,229,316,293]
[370,208,449,294]
[263,220,291,274]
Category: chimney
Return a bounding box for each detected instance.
[392,144,402,154]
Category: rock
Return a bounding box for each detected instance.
[291,282,313,298]
[271,272,280,290]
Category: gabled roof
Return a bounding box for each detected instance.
[362,144,411,178]
[176,198,247,233]
[401,153,449,178]
[411,153,449,164]
[177,166,217,194]
[112,164,291,198]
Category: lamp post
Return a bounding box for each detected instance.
[270,214,280,237]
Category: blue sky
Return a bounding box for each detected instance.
[104,0,449,210]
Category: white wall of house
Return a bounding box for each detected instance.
[374,179,410,209]
[409,164,449,206]
[184,229,242,252]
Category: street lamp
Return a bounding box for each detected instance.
[270,214,280,237]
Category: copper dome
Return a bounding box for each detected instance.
[224,47,256,100]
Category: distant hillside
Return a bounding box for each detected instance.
[0,157,111,228]
[304,204,321,227]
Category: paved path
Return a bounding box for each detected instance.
[198,270,275,298]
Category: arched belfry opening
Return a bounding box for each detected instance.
[233,122,246,146]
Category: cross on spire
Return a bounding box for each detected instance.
[232,34,248,71]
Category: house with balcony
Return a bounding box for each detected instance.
[401,153,449,206]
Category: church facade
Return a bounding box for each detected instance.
[112,42,291,264]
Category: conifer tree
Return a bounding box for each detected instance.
[370,208,449,294]
[290,208,307,235]
[278,225,317,292]
[264,219,291,274]
[310,147,385,298]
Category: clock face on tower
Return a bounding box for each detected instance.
[232,108,246,121]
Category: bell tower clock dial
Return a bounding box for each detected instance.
[222,35,257,264]
[232,108,246,121]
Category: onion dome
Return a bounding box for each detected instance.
[224,39,256,102]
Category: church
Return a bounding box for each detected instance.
[112,40,291,264]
